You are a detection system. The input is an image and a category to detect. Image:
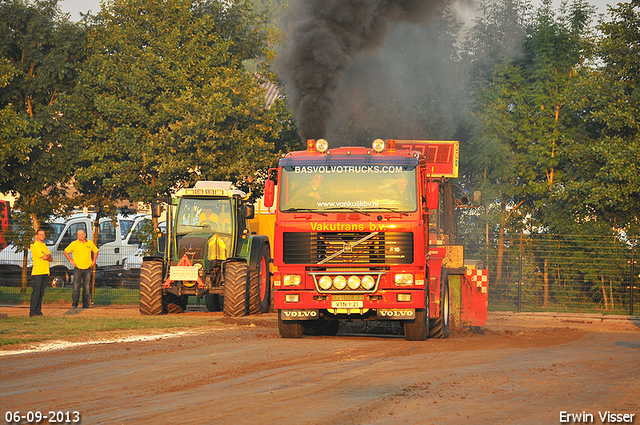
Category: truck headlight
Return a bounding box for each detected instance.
[395,273,413,286]
[283,274,301,286]
[362,275,376,290]
[333,275,347,290]
[319,275,332,290]
[347,275,361,290]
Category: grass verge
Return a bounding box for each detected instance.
[0,315,219,347]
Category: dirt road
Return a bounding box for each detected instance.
[1,307,639,425]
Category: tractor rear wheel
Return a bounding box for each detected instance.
[165,294,188,314]
[429,276,450,338]
[248,244,271,315]
[258,245,271,313]
[404,291,429,341]
[278,310,303,338]
[223,261,248,317]
[139,261,164,315]
[205,294,222,312]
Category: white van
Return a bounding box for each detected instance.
[0,212,151,287]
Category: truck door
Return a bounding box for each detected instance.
[57,220,89,267]
[97,219,123,266]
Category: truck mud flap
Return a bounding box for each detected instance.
[377,309,415,320]
[280,309,319,320]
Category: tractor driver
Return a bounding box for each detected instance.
[198,202,232,233]
[198,205,219,230]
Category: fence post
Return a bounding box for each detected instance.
[631,237,635,316]
[518,230,523,313]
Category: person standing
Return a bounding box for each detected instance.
[64,229,99,308]
[30,229,53,317]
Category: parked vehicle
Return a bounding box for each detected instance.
[0,212,151,287]
[0,200,10,251]
[122,222,165,287]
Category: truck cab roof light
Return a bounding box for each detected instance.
[316,139,329,153]
[307,139,316,153]
[387,139,396,152]
[372,139,385,153]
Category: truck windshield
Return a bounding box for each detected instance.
[176,198,232,235]
[279,165,417,213]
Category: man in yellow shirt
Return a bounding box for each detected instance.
[30,229,53,317]
[64,229,99,309]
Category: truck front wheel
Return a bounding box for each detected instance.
[223,261,248,317]
[404,292,430,341]
[278,310,304,338]
[140,261,164,315]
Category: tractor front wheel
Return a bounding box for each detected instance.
[139,261,164,315]
[223,261,248,317]
[258,245,271,313]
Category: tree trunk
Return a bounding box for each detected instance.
[496,222,505,281]
[610,278,614,309]
[485,206,490,268]
[543,257,549,307]
[601,276,609,310]
[21,248,29,294]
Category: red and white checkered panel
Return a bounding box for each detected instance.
[466,269,488,293]
[461,269,489,326]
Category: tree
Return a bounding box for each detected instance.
[0,0,86,289]
[462,0,596,288]
[64,0,285,217]
[562,0,640,229]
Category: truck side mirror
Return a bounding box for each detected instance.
[472,190,483,207]
[264,180,275,208]
[244,204,255,220]
[426,182,439,210]
[151,199,163,218]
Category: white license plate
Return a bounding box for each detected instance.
[331,300,363,309]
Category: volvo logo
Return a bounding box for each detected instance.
[281,309,319,320]
[377,309,415,319]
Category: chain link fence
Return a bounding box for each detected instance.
[464,233,639,315]
[1,233,639,314]
[0,246,143,305]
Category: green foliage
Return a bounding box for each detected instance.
[65,0,284,209]
[561,0,640,228]
[0,0,86,226]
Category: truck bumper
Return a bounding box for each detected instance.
[275,289,426,320]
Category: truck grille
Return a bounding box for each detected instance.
[283,232,413,265]
[178,236,207,261]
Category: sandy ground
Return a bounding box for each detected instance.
[0,305,639,424]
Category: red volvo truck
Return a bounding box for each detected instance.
[263,139,488,340]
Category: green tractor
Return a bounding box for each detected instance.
[139,181,271,316]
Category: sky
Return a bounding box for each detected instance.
[59,0,616,22]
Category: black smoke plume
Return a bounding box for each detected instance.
[276,0,452,142]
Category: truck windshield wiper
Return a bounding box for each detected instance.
[322,207,370,216]
[282,208,327,216]
[361,207,409,216]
